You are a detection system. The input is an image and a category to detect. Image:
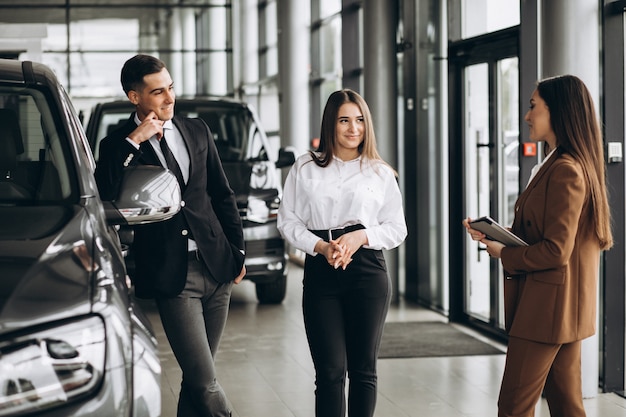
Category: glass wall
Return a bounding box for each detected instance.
[445,2,520,327]
[258,0,278,79]
[461,0,520,38]
[310,0,343,137]
[241,0,280,145]
[0,1,233,120]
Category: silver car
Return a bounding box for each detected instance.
[0,58,181,416]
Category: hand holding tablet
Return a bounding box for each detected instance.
[469,216,528,247]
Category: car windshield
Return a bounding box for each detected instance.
[178,105,251,162]
[0,87,75,206]
[90,102,254,163]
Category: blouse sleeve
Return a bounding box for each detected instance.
[363,165,408,250]
[277,159,324,256]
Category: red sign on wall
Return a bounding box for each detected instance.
[522,142,537,156]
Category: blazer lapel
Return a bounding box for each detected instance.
[172,116,194,174]
[138,140,162,166]
[513,152,560,231]
[517,152,559,201]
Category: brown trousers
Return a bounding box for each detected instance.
[498,336,586,417]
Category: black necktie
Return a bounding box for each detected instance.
[159,132,186,191]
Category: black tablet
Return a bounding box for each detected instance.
[469,216,528,247]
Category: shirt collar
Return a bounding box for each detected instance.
[332,154,362,163]
[541,147,558,165]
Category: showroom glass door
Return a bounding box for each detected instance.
[462,57,519,330]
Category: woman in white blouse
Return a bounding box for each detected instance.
[277,89,407,417]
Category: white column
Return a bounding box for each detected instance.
[181,8,197,96]
[541,0,601,399]
[138,16,158,52]
[240,0,259,88]
[362,0,397,166]
[362,0,400,297]
[168,8,183,93]
[206,7,228,96]
[276,0,311,155]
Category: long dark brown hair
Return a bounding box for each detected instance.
[310,89,395,174]
[536,75,612,249]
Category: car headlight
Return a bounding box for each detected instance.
[0,316,105,416]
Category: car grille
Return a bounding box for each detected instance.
[245,237,284,257]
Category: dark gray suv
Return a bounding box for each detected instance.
[0,58,183,416]
[85,98,295,304]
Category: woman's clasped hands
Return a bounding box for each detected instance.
[328,240,352,270]
[319,230,368,270]
[318,239,352,270]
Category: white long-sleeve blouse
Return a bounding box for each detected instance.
[277,153,408,256]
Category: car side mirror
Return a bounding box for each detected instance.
[104,165,182,226]
[276,147,296,168]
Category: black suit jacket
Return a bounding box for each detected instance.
[95,114,245,298]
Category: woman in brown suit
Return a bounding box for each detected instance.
[464,74,613,417]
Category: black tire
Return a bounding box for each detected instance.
[255,274,287,304]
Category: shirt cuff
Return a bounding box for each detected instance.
[125,137,140,149]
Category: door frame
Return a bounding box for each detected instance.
[601,0,626,394]
[448,27,518,340]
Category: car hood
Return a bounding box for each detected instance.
[0,205,94,335]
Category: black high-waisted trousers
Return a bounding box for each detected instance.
[303,247,391,417]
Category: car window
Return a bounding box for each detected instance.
[89,102,271,166]
[91,110,130,161]
[0,88,75,205]
[249,129,268,162]
[181,106,251,162]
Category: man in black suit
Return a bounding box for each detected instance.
[95,54,245,417]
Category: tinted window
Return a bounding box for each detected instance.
[178,105,251,162]
[89,102,263,163]
[0,88,74,204]
[92,110,131,160]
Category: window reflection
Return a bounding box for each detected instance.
[319,0,341,19]
[461,0,520,38]
[0,90,71,204]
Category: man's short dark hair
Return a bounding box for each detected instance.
[120,54,166,95]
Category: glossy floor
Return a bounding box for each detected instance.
[143,264,626,417]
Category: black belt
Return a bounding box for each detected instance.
[309,224,365,242]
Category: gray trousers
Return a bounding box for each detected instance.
[155,253,233,417]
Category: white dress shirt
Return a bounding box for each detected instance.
[126,115,196,250]
[277,153,408,256]
[126,115,191,184]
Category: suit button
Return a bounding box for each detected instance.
[180,200,186,207]
[182,230,189,236]
[123,153,134,167]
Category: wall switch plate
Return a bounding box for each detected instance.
[608,142,623,163]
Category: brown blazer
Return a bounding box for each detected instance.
[500,151,600,344]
